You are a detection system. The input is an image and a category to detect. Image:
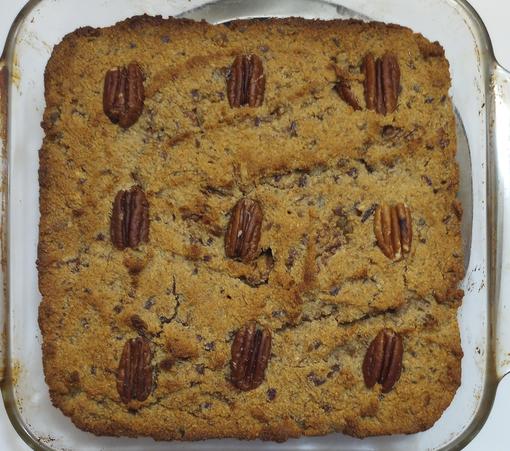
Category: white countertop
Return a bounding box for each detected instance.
[1,0,509,449]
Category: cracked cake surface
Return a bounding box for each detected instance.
[38,16,464,440]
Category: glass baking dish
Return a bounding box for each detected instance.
[1,0,509,449]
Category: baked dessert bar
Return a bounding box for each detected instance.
[38,15,464,440]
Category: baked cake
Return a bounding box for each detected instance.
[38,16,464,440]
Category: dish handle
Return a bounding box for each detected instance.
[492,63,510,380]
[0,60,7,383]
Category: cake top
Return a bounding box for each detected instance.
[38,16,464,440]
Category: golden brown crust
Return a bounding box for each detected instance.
[38,15,463,440]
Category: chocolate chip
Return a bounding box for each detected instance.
[160,358,174,371]
[204,341,215,351]
[439,137,449,149]
[144,297,155,310]
[311,339,322,349]
[422,175,433,186]
[327,363,340,378]
[267,388,277,401]
[347,167,358,178]
[358,158,374,173]
[96,233,105,241]
[333,207,345,216]
[307,372,326,386]
[191,89,200,100]
[195,364,205,375]
[289,121,298,137]
[298,174,308,187]
[329,286,340,296]
[361,204,377,223]
[285,248,298,270]
[381,125,401,139]
[201,402,212,409]
[129,42,137,48]
[271,310,286,318]
[259,45,269,53]
[161,35,171,43]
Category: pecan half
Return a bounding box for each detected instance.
[332,65,361,110]
[110,186,149,250]
[362,328,403,393]
[117,337,153,403]
[227,54,265,108]
[373,202,412,260]
[362,54,376,110]
[225,198,263,262]
[230,321,271,391]
[363,53,400,115]
[335,80,361,110]
[103,62,145,128]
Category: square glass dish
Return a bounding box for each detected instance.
[1,0,510,450]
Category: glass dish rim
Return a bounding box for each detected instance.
[0,0,504,450]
